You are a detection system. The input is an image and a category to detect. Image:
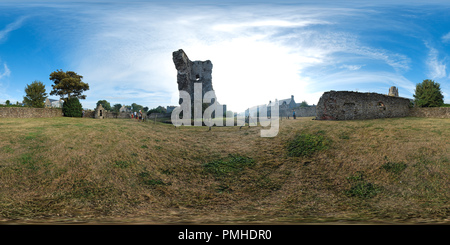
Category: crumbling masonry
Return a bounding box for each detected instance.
[172,49,215,105]
[316,89,411,120]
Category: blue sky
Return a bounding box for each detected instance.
[1,0,450,112]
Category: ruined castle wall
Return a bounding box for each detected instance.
[172,49,214,104]
[0,107,62,118]
[316,91,410,120]
[294,106,316,117]
[279,106,317,118]
[409,107,450,118]
[82,111,131,119]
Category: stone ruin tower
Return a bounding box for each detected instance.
[388,86,399,97]
[172,49,215,105]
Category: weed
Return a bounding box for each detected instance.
[346,182,380,198]
[345,172,380,198]
[381,159,407,174]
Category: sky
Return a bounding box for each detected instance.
[1,0,450,113]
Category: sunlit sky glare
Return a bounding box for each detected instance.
[1,0,450,112]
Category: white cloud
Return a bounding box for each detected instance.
[0,16,27,42]
[442,32,450,43]
[426,44,447,79]
[0,63,10,80]
[339,64,365,71]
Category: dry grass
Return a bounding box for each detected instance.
[1,116,450,224]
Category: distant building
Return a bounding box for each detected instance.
[119,105,131,113]
[44,98,63,108]
[279,95,297,110]
[166,106,176,114]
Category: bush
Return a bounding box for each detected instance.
[63,97,83,117]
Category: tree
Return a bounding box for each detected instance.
[131,103,144,112]
[413,79,444,107]
[96,100,111,111]
[23,80,47,108]
[62,97,83,117]
[147,106,167,115]
[113,103,122,113]
[299,100,309,107]
[5,100,10,106]
[49,69,89,101]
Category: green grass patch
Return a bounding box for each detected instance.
[113,160,133,169]
[203,154,255,177]
[1,145,14,153]
[137,172,170,187]
[381,159,407,174]
[286,133,331,157]
[345,172,381,198]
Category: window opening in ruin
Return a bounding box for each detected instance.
[100,110,103,116]
[196,74,200,81]
[377,102,386,110]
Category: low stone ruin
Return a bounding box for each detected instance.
[315,89,410,120]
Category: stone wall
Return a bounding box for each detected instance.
[409,107,450,118]
[83,110,132,119]
[148,113,170,119]
[294,106,316,117]
[279,105,316,118]
[316,91,411,120]
[0,107,62,118]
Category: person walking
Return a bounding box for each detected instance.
[293,110,296,119]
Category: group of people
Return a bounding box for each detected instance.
[131,110,144,121]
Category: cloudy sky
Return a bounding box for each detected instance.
[1,0,450,112]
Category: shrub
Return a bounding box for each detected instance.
[287,133,330,157]
[63,97,83,117]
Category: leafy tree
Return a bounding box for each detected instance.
[147,106,167,115]
[131,103,144,112]
[413,79,444,107]
[143,106,149,113]
[299,100,309,107]
[62,97,83,117]
[5,100,10,106]
[113,103,122,113]
[96,100,111,111]
[23,80,47,108]
[49,69,89,101]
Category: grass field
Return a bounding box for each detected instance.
[1,116,450,224]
